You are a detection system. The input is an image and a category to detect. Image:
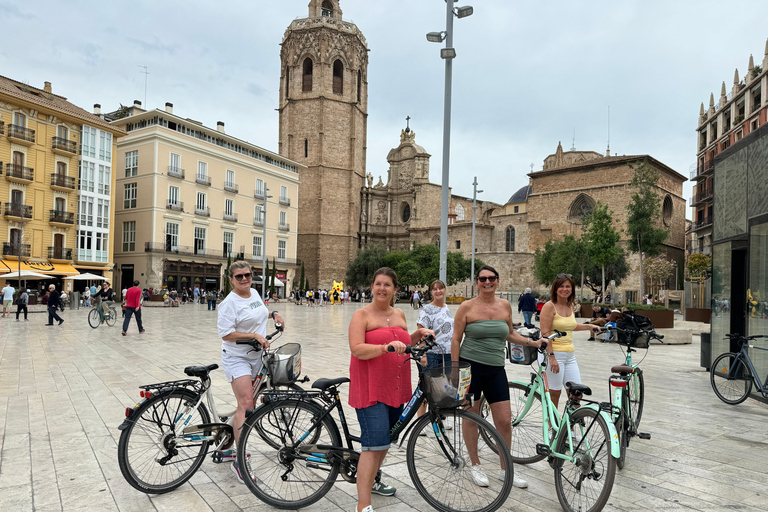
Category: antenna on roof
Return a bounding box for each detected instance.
[138,65,149,108]
[606,105,611,156]
[570,127,576,151]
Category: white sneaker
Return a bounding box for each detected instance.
[495,470,528,489]
[470,464,489,487]
[358,506,374,512]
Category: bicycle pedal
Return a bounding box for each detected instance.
[637,432,651,440]
[536,443,551,456]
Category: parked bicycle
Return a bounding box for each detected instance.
[480,330,620,512]
[88,299,117,328]
[711,333,768,404]
[235,335,515,512]
[116,322,308,493]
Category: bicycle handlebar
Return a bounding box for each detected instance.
[604,326,664,343]
[725,333,764,341]
[537,330,566,354]
[386,334,436,359]
[235,322,284,349]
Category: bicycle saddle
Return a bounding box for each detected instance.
[565,382,592,395]
[312,377,350,390]
[611,365,635,375]
[184,364,219,378]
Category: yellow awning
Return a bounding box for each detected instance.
[0,260,9,273]
[0,261,79,276]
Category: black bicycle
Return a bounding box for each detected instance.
[711,333,768,404]
[235,336,514,512]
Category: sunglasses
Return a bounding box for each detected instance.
[477,275,498,283]
[557,273,573,279]
[233,273,252,281]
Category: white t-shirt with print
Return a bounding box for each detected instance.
[2,286,15,301]
[217,288,269,359]
[417,303,454,355]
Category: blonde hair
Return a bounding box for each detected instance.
[228,260,250,277]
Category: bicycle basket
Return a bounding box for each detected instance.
[422,361,471,408]
[268,343,302,385]
[508,325,539,365]
[612,311,653,348]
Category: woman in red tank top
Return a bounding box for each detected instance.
[348,267,433,512]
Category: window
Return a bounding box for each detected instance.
[57,125,68,139]
[506,226,515,252]
[168,185,179,206]
[122,221,136,251]
[194,227,206,254]
[256,179,264,197]
[79,196,94,226]
[14,112,26,127]
[304,139,308,158]
[170,152,180,172]
[124,183,137,209]
[456,240,461,249]
[321,0,333,16]
[125,150,138,177]
[98,165,110,194]
[225,198,234,216]
[278,240,286,261]
[303,58,313,92]
[333,60,343,95]
[401,203,411,223]
[357,70,361,103]
[81,161,95,192]
[255,205,264,223]
[455,203,465,221]
[253,236,262,258]
[103,132,112,161]
[54,197,65,213]
[10,189,23,207]
[10,228,21,246]
[96,198,109,228]
[56,161,66,175]
[567,193,595,222]
[662,195,673,226]
[94,232,108,262]
[196,192,206,211]
[285,66,290,99]
[79,230,92,259]
[280,186,287,201]
[432,235,440,247]
[279,211,287,225]
[197,161,207,181]
[165,222,179,251]
[226,169,235,188]
[223,231,234,257]
[99,132,106,160]
[514,206,519,213]
[82,125,96,157]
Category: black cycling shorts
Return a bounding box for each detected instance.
[461,358,510,404]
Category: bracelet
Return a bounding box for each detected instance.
[271,310,278,320]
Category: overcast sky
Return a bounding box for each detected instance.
[2,0,767,215]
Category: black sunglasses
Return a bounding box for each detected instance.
[233,273,252,281]
[477,275,498,283]
[557,273,573,279]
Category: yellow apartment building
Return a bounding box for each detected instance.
[110,101,303,295]
[0,77,124,293]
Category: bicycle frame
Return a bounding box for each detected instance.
[731,344,768,393]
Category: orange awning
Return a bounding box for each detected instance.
[0,261,79,276]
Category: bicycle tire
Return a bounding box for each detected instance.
[615,408,627,470]
[480,383,545,464]
[237,398,341,510]
[88,309,101,329]
[711,352,753,405]
[407,408,513,512]
[251,383,312,450]
[554,407,616,512]
[628,369,644,431]
[105,307,118,327]
[118,389,211,494]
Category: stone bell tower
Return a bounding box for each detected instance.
[278,0,368,288]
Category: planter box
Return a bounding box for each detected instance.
[685,308,711,324]
[634,308,674,328]
[580,303,593,318]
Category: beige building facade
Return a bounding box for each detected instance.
[111,102,303,295]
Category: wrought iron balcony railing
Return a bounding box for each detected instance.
[48,247,73,260]
[5,163,34,181]
[49,210,75,224]
[7,124,35,143]
[167,166,185,179]
[50,173,76,190]
[3,243,30,257]
[52,136,77,154]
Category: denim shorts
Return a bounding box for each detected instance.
[355,402,403,451]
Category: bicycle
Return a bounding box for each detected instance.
[711,333,768,404]
[235,336,515,512]
[116,322,308,493]
[481,330,620,512]
[88,299,117,328]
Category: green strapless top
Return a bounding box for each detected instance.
[460,319,509,367]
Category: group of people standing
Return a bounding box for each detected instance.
[296,288,350,306]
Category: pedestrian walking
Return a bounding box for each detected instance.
[2,282,15,318]
[207,290,217,310]
[45,284,64,326]
[15,289,29,321]
[83,287,91,307]
[518,287,537,325]
[122,280,145,336]
[412,290,420,310]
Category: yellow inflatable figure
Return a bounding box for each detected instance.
[331,280,344,305]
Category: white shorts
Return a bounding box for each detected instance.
[538,351,581,391]
[221,350,264,383]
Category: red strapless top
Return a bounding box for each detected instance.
[349,327,412,409]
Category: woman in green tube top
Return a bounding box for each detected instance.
[452,265,541,490]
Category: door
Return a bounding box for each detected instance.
[53,234,64,259]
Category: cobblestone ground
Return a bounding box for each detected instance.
[1,301,767,512]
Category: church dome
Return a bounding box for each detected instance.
[507,185,531,204]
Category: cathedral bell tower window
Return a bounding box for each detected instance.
[333,60,343,95]
[321,1,333,17]
[303,58,313,92]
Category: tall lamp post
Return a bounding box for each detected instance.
[258,184,272,298]
[427,1,473,284]
[470,176,482,296]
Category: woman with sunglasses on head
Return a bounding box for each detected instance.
[452,265,540,489]
[217,260,285,484]
[539,273,600,410]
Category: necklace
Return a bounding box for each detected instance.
[375,305,391,324]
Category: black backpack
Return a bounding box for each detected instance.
[613,310,654,348]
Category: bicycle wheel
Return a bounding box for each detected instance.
[237,399,341,510]
[251,383,313,450]
[628,369,644,431]
[711,353,753,405]
[88,309,101,328]
[615,408,627,470]
[407,408,513,512]
[481,383,545,464]
[554,407,616,512]
[105,307,118,327]
[118,389,211,493]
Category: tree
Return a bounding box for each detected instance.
[584,247,630,295]
[264,258,270,296]
[224,255,232,296]
[643,256,675,298]
[270,257,277,299]
[346,245,387,289]
[299,263,306,291]
[687,253,711,279]
[626,159,669,295]
[582,202,621,297]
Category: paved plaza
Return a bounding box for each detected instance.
[1,301,767,512]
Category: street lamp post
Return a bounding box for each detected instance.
[259,184,272,299]
[427,1,473,284]
[470,176,482,296]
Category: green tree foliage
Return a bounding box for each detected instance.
[582,202,622,296]
[687,253,711,278]
[270,257,277,299]
[224,255,232,297]
[626,159,669,294]
[346,246,387,289]
[264,258,270,296]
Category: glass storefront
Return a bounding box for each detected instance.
[748,221,768,380]
[711,243,732,357]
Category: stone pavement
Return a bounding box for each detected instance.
[1,302,767,512]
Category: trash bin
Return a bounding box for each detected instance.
[700,332,712,370]
[72,291,80,310]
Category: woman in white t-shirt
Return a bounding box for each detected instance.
[217,260,285,484]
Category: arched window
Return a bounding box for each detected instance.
[567,193,595,222]
[285,66,290,99]
[506,226,515,252]
[455,203,465,221]
[357,70,361,103]
[432,234,440,247]
[333,60,343,95]
[662,194,673,226]
[302,58,313,92]
[321,0,333,17]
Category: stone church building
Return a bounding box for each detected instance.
[280,1,687,298]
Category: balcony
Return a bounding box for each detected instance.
[693,215,713,231]
[50,173,76,191]
[49,210,75,227]
[689,188,714,206]
[167,166,185,179]
[224,182,239,193]
[254,217,264,227]
[2,243,30,259]
[279,196,291,206]
[254,189,266,199]
[195,175,211,186]
[223,212,238,222]
[5,164,34,183]
[145,242,229,260]
[166,200,184,212]
[7,124,35,145]
[195,206,210,217]
[51,136,77,155]
[278,222,290,232]
[0,121,4,134]
[4,203,32,220]
[48,247,73,261]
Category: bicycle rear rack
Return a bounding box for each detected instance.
[139,379,203,394]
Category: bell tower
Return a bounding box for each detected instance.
[279,0,368,288]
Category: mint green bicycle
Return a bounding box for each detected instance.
[88,300,117,328]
